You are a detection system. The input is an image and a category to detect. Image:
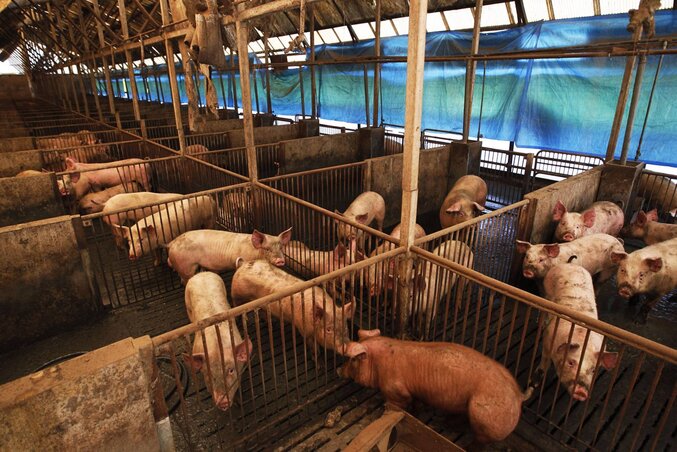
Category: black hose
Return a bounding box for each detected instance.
[34,351,88,372]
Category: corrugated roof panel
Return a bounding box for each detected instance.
[442,8,475,30]
[427,12,448,32]
[553,0,595,19]
[352,22,375,40]
[318,29,340,44]
[480,3,511,27]
[374,20,398,38]
[333,26,354,42]
[392,16,410,35]
[521,0,550,22]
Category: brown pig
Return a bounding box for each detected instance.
[539,264,618,401]
[611,237,677,323]
[366,223,426,296]
[183,272,252,411]
[335,191,386,242]
[231,259,358,356]
[516,233,624,283]
[622,209,677,245]
[439,175,487,229]
[552,200,624,242]
[167,228,293,284]
[338,329,532,447]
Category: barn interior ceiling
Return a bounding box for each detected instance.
[1,0,675,73]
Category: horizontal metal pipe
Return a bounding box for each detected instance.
[412,247,677,364]
[259,161,367,182]
[151,247,406,345]
[183,154,250,181]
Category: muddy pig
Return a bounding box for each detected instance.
[552,200,624,242]
[439,175,487,229]
[335,191,386,242]
[366,223,426,296]
[167,228,292,284]
[338,329,532,447]
[538,264,618,401]
[622,209,677,245]
[612,237,677,323]
[231,259,359,356]
[183,272,252,410]
[516,233,624,283]
[115,195,216,264]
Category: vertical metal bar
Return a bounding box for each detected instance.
[620,54,647,165]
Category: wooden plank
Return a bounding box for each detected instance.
[343,410,405,452]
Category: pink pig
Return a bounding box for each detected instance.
[552,200,624,242]
[439,175,487,229]
[335,191,386,242]
[338,329,532,448]
[64,157,151,198]
[622,209,677,245]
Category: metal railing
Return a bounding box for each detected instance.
[634,169,677,221]
[192,144,282,179]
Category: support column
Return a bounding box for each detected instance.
[235,17,259,181]
[372,0,381,127]
[462,0,484,142]
[118,0,142,121]
[309,4,317,118]
[160,0,187,154]
[92,0,116,114]
[397,0,428,337]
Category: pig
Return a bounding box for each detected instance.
[286,240,362,278]
[36,132,85,149]
[338,329,532,447]
[538,264,618,401]
[231,259,358,356]
[65,157,152,197]
[15,170,43,177]
[552,200,624,242]
[622,209,677,245]
[366,223,427,296]
[77,181,142,214]
[335,191,386,242]
[167,228,293,284]
[516,233,624,283]
[183,272,253,411]
[103,192,185,250]
[186,144,209,154]
[439,175,487,229]
[114,195,216,264]
[412,240,474,336]
[637,173,677,217]
[611,237,677,323]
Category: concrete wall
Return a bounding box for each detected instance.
[0,150,44,177]
[370,146,452,228]
[0,75,32,101]
[0,337,159,451]
[0,137,36,153]
[523,166,603,244]
[0,215,100,352]
[196,118,244,133]
[280,132,361,174]
[226,124,301,148]
[0,172,64,227]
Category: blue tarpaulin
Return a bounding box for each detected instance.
[104,11,677,166]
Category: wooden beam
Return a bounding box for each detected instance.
[92,0,117,114]
[397,0,428,336]
[372,0,381,126]
[309,3,317,118]
[76,0,104,121]
[235,18,259,182]
[462,0,483,142]
[160,0,186,153]
[118,0,142,120]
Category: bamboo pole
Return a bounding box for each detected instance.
[462,0,484,142]
[235,16,259,182]
[372,0,381,127]
[118,0,142,121]
[264,32,273,114]
[397,0,428,337]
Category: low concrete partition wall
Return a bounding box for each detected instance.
[196,118,244,133]
[0,216,100,352]
[0,150,44,177]
[370,145,453,228]
[0,172,64,227]
[521,166,603,244]
[0,337,160,451]
[225,123,303,148]
[0,136,36,153]
[280,132,360,174]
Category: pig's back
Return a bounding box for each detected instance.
[185,272,230,321]
[346,191,384,215]
[105,192,182,212]
[448,175,487,203]
[231,260,301,303]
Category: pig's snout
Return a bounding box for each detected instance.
[562,233,575,242]
[618,286,633,299]
[523,269,535,279]
[128,254,138,261]
[273,258,285,267]
[215,393,231,410]
[572,384,589,401]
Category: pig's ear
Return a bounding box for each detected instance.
[472,202,485,215]
[183,353,205,372]
[312,302,325,323]
[515,240,531,254]
[234,338,253,363]
[598,351,618,370]
[445,202,461,215]
[278,227,292,245]
[552,200,567,221]
[251,230,266,249]
[646,209,659,222]
[235,257,245,269]
[556,342,580,355]
[544,244,560,258]
[636,210,648,226]
[355,213,369,224]
[413,273,427,292]
[112,224,131,239]
[342,301,355,319]
[65,157,77,170]
[358,329,381,340]
[70,172,81,184]
[611,252,628,264]
[345,342,367,359]
[141,224,155,235]
[334,242,347,259]
[644,257,663,272]
[582,210,596,228]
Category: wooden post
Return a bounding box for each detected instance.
[372,0,381,127]
[118,0,142,121]
[363,64,370,127]
[92,0,116,114]
[235,17,259,182]
[462,0,484,142]
[160,0,187,154]
[309,4,317,118]
[397,0,428,337]
[263,33,273,114]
